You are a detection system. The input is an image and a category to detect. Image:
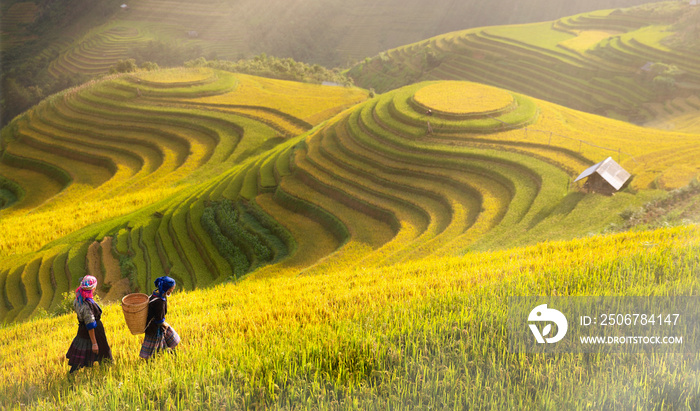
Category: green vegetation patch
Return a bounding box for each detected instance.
[186,55,353,86]
[201,200,289,280]
[0,175,24,209]
[0,151,72,187]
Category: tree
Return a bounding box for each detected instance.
[110,59,138,73]
[140,61,160,71]
[649,62,679,96]
[652,75,676,93]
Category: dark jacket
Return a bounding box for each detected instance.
[73,299,112,363]
[145,294,167,336]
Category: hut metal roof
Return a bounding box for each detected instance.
[574,157,631,190]
[640,62,654,72]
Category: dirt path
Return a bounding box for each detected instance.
[86,241,104,286]
[101,237,130,302]
[85,237,130,302]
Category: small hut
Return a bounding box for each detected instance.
[574,157,630,195]
[638,62,654,79]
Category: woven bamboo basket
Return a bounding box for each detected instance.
[122,293,149,335]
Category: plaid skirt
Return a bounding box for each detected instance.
[66,322,112,367]
[140,325,180,359]
[66,336,95,367]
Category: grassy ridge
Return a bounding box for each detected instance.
[0,226,698,408]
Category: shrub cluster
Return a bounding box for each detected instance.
[111,232,138,291]
[201,200,278,279]
[185,55,353,86]
[619,179,700,230]
[244,201,295,259]
[201,205,248,278]
[0,176,23,209]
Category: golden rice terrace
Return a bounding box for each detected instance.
[412,81,515,116]
[1,69,699,322]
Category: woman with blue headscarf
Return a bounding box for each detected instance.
[140,276,181,359]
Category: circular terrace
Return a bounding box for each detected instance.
[412,81,515,118]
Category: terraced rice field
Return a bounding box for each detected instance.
[349,2,698,123]
[44,0,273,79]
[0,68,367,322]
[3,74,697,322]
[47,23,153,77]
[413,82,515,116]
[0,1,38,49]
[643,95,700,134]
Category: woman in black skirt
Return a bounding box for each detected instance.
[140,276,180,359]
[65,275,112,373]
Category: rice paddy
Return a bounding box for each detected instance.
[1,72,697,325]
[1,225,699,409]
[0,1,39,49]
[412,81,514,116]
[348,1,698,124]
[0,68,367,322]
[2,2,700,408]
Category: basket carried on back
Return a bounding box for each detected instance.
[121,293,149,335]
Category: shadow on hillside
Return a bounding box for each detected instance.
[527,192,586,230]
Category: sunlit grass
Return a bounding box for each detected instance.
[190,74,368,124]
[0,188,180,257]
[134,67,217,85]
[558,30,621,53]
[1,225,698,409]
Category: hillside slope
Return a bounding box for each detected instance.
[1,70,699,323]
[0,68,367,322]
[1,225,699,408]
[2,0,657,69]
[0,0,671,128]
[348,1,700,123]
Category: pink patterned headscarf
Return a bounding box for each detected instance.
[75,275,97,304]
